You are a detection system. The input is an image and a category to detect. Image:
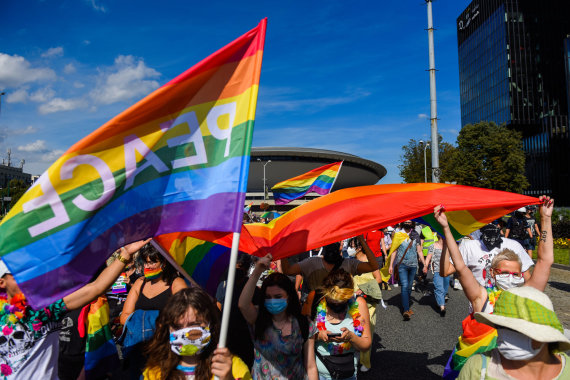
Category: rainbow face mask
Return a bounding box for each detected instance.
[169,326,211,356]
[143,267,163,280]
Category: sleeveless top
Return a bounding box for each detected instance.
[135,279,172,310]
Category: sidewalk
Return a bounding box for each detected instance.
[543,267,570,329]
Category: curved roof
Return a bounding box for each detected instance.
[247,147,386,193]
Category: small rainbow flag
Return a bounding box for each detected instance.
[154,233,232,296]
[0,19,266,309]
[443,314,497,379]
[271,161,342,205]
[79,296,119,380]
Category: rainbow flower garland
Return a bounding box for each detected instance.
[485,285,502,308]
[0,294,27,326]
[316,297,363,354]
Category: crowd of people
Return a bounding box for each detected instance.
[0,195,568,379]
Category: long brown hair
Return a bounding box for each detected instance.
[145,287,220,380]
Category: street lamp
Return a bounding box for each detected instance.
[419,140,430,183]
[257,158,272,199]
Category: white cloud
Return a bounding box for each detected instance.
[18,139,47,152]
[13,126,38,135]
[5,87,29,103]
[0,53,56,87]
[73,81,85,88]
[30,87,55,103]
[63,63,76,74]
[90,55,160,105]
[42,149,64,163]
[417,113,429,119]
[87,0,107,12]
[38,97,85,114]
[41,47,64,58]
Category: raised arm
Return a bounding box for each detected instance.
[433,206,487,312]
[238,254,272,325]
[525,196,554,291]
[356,235,379,274]
[63,239,150,310]
[281,256,301,276]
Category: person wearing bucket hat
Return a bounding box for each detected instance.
[458,286,570,379]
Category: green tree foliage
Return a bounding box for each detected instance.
[398,137,456,183]
[1,179,30,211]
[448,122,529,193]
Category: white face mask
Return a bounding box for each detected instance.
[169,326,211,356]
[496,328,544,361]
[494,273,525,290]
[347,247,357,257]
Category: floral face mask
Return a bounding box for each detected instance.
[169,325,211,356]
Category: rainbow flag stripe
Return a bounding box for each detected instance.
[443,314,498,379]
[186,184,540,259]
[271,161,342,205]
[83,297,119,380]
[154,233,232,296]
[0,19,266,309]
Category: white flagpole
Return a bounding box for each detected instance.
[150,239,201,289]
[217,231,241,348]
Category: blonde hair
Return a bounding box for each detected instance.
[491,249,522,270]
[324,286,354,302]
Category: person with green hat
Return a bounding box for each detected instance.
[458,286,570,379]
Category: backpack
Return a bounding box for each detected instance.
[509,216,526,240]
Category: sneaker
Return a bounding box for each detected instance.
[403,311,411,321]
[408,309,414,316]
[440,307,446,317]
[360,365,370,372]
[445,294,450,301]
[393,283,399,287]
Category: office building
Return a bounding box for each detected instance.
[457,0,570,205]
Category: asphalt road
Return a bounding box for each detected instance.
[359,276,470,379]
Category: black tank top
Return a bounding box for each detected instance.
[134,279,172,310]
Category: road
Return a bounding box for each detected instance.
[358,267,570,379]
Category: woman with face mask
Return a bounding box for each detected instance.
[312,269,372,380]
[435,195,554,379]
[239,254,318,380]
[458,286,570,379]
[143,287,251,380]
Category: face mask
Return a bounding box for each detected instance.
[496,328,543,360]
[494,273,525,290]
[327,300,348,314]
[144,267,163,280]
[265,298,287,314]
[480,225,503,251]
[170,326,211,356]
[347,247,357,257]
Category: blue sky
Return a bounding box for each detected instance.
[0,0,472,183]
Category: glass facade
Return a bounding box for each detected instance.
[459,5,510,127]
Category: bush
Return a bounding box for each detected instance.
[553,238,570,249]
[553,220,570,239]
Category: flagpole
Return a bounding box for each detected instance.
[217,231,241,348]
[150,239,201,289]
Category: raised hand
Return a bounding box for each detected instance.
[433,205,448,228]
[256,253,273,272]
[539,195,554,218]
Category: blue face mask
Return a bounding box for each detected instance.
[264,298,288,314]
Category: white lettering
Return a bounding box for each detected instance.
[123,135,169,190]
[162,111,208,169]
[206,102,236,157]
[23,173,70,238]
[60,155,116,212]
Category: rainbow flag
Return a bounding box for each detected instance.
[0,19,266,309]
[443,314,498,379]
[79,296,120,380]
[379,231,409,283]
[271,161,342,205]
[186,184,541,259]
[154,233,232,296]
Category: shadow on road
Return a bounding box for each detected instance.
[360,349,453,379]
[549,281,570,292]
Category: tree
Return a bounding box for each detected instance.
[448,122,529,193]
[2,179,30,210]
[398,137,456,183]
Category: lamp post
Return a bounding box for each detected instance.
[257,158,272,199]
[419,140,430,183]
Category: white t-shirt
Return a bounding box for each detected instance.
[458,238,534,288]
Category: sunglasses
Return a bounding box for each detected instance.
[493,269,523,279]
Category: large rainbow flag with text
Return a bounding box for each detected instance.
[271,161,342,205]
[0,19,266,309]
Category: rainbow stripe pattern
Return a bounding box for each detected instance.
[81,296,120,380]
[154,233,232,296]
[187,183,540,259]
[0,19,266,309]
[443,314,498,379]
[271,161,342,205]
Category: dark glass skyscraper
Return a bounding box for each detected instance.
[457,0,570,205]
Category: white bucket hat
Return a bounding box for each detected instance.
[0,260,11,278]
[475,286,570,352]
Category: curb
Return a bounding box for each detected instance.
[533,260,570,271]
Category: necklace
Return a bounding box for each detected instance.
[316,297,363,354]
[0,294,27,326]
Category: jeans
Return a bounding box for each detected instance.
[433,272,450,307]
[398,264,417,311]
